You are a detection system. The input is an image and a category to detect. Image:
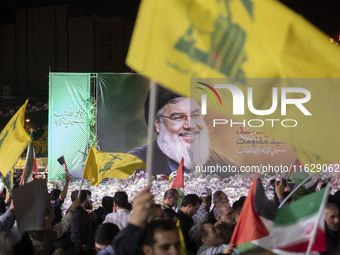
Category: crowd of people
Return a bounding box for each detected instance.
[1,172,340,255]
[0,86,338,254]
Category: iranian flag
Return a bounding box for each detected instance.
[19,130,37,185]
[171,157,184,208]
[273,186,329,254]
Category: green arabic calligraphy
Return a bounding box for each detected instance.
[53,108,86,128]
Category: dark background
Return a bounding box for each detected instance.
[1,0,338,34]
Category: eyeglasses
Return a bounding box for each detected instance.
[160,113,203,124]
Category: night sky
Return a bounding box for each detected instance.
[280,0,340,36]
[1,0,340,36]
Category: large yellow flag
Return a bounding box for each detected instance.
[127,0,340,165]
[127,0,340,96]
[83,146,146,186]
[0,100,31,177]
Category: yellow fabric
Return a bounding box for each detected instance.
[127,0,340,165]
[0,100,31,177]
[127,0,340,96]
[176,220,187,255]
[83,146,146,186]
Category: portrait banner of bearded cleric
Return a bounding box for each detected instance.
[128,84,239,178]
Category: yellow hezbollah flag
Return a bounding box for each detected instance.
[127,0,340,96]
[0,100,31,177]
[127,0,340,165]
[176,220,186,255]
[83,146,146,186]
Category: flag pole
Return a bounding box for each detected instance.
[78,144,89,198]
[77,177,84,199]
[278,174,317,208]
[145,81,158,184]
[306,184,330,255]
[10,168,14,192]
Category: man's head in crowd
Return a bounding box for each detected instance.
[214,203,236,225]
[85,189,93,210]
[79,190,88,207]
[95,223,120,251]
[102,196,114,213]
[180,194,201,217]
[201,195,212,210]
[213,191,229,206]
[232,196,246,223]
[142,220,181,255]
[190,222,222,247]
[71,190,79,202]
[85,190,92,199]
[50,189,61,202]
[113,191,129,210]
[199,187,212,209]
[148,204,169,222]
[163,189,179,208]
[325,202,340,232]
[146,86,210,169]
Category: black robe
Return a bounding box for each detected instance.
[128,140,239,178]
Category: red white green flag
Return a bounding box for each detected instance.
[171,157,184,208]
[273,186,329,254]
[57,156,69,173]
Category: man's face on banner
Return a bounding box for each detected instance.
[155,97,210,169]
[155,97,204,150]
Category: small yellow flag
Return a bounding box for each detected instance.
[83,146,146,186]
[0,100,31,177]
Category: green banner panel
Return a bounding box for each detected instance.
[48,73,91,181]
[97,73,149,152]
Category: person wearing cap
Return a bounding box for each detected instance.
[128,85,238,177]
[193,187,212,225]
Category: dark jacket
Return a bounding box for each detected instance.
[114,223,143,255]
[321,227,340,255]
[178,210,198,255]
[70,206,95,247]
[128,141,238,178]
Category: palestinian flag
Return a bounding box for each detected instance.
[57,156,69,173]
[273,186,328,253]
[171,157,184,208]
[231,174,277,250]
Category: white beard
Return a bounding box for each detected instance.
[157,121,210,169]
